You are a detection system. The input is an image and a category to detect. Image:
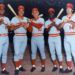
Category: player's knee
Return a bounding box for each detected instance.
[2,55,7,63]
[31,53,36,59]
[2,52,7,57]
[14,52,20,59]
[51,55,56,60]
[19,54,23,59]
[57,52,62,57]
[66,56,72,61]
[72,52,75,59]
[41,56,46,60]
[41,53,46,59]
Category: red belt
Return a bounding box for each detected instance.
[65,32,75,35]
[0,34,8,36]
[49,34,60,37]
[15,33,26,36]
[32,33,43,37]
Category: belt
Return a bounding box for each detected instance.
[15,33,26,36]
[32,33,43,37]
[0,34,8,36]
[49,34,60,37]
[65,32,75,35]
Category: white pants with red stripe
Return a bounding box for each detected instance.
[31,36,46,60]
[0,36,9,63]
[48,36,63,61]
[13,36,27,61]
[64,35,75,62]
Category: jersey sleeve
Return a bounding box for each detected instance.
[24,17,28,23]
[11,17,17,25]
[39,18,45,25]
[45,20,52,28]
[61,16,66,22]
[55,19,62,25]
[71,15,75,22]
[4,17,10,25]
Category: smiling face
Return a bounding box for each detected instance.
[66,8,73,14]
[48,8,55,18]
[66,3,73,15]
[32,8,39,19]
[18,9,24,16]
[0,4,5,16]
[0,9,5,16]
[18,5,25,17]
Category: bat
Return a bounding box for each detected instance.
[39,14,43,17]
[7,4,17,16]
[51,8,64,22]
[7,4,43,24]
[50,8,64,26]
[56,8,64,18]
[7,4,43,18]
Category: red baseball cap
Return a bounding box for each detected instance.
[66,3,73,9]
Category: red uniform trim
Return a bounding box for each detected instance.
[65,32,75,35]
[0,34,8,36]
[15,33,26,36]
[49,34,60,37]
[32,33,43,37]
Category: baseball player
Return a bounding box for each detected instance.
[10,5,29,75]
[29,8,46,72]
[0,3,10,74]
[45,8,64,73]
[58,3,75,73]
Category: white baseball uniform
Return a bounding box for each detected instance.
[11,17,28,61]
[62,15,75,62]
[31,18,46,60]
[0,16,10,64]
[45,18,63,62]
